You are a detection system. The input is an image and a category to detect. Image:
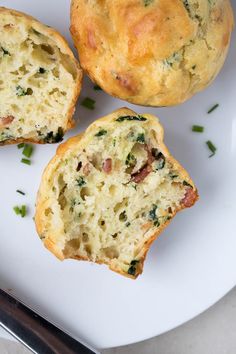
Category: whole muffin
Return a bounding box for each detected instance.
[71,0,234,107]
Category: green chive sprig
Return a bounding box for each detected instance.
[17,143,25,149]
[207,104,219,114]
[16,190,25,196]
[21,158,31,165]
[206,140,217,157]
[18,143,34,165]
[192,125,204,133]
[13,205,27,218]
[81,97,95,110]
[22,144,33,158]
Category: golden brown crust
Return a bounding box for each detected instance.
[71,0,234,107]
[0,6,83,145]
[35,107,198,279]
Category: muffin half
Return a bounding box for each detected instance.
[0,7,83,145]
[35,108,198,278]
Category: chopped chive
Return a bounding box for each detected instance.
[81,97,95,110]
[22,144,33,158]
[93,85,102,91]
[13,206,21,215]
[16,190,25,196]
[21,205,26,217]
[21,158,31,165]
[192,125,204,133]
[207,104,219,114]
[13,205,27,217]
[17,143,25,149]
[206,140,217,157]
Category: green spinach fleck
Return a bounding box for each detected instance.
[128,266,136,276]
[183,180,193,188]
[1,47,10,56]
[149,204,160,227]
[70,198,80,212]
[44,127,64,143]
[169,173,178,179]
[119,211,127,222]
[126,153,137,168]
[16,86,28,97]
[76,177,86,187]
[154,219,160,227]
[183,0,191,13]
[136,133,145,144]
[131,260,139,266]
[95,129,107,137]
[55,127,64,142]
[143,0,154,6]
[208,0,216,6]
[149,204,157,221]
[0,129,13,142]
[152,149,165,170]
[39,67,46,74]
[128,260,139,276]
[163,52,181,67]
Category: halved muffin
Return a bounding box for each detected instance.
[0,7,82,145]
[35,108,198,278]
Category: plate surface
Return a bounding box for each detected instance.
[0,0,236,349]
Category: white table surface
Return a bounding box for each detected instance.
[0,286,235,354]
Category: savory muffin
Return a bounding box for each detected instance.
[0,7,82,145]
[71,0,234,107]
[35,108,198,279]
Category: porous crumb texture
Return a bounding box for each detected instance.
[71,0,234,106]
[35,108,198,278]
[0,7,82,145]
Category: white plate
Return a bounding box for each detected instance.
[0,0,236,350]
